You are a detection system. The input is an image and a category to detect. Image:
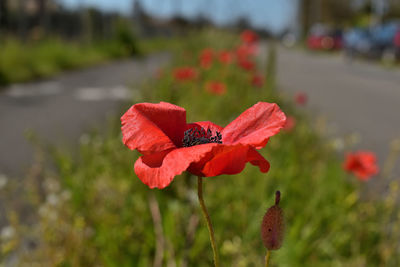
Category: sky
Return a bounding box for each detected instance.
[57,0,298,34]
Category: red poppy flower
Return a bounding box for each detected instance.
[240,29,259,44]
[173,67,197,81]
[236,45,249,60]
[236,44,258,60]
[199,48,214,69]
[218,50,233,64]
[343,151,379,181]
[206,81,227,95]
[238,58,255,71]
[283,116,296,131]
[295,92,307,106]
[121,102,286,189]
[251,74,264,87]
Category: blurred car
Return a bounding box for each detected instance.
[307,24,343,51]
[343,27,375,58]
[390,23,400,60]
[395,29,400,58]
[371,21,400,61]
[344,21,400,62]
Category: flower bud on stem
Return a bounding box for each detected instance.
[261,190,285,267]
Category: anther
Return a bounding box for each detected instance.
[182,127,222,147]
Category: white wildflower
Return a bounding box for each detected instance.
[1,226,15,241]
[0,174,8,189]
[46,193,59,206]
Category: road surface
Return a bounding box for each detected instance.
[277,47,400,178]
[0,53,170,178]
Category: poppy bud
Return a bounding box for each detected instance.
[261,191,285,250]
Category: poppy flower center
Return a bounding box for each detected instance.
[182,127,222,147]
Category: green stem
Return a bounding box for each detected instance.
[265,250,271,267]
[197,176,219,267]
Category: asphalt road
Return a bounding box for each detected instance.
[276,47,400,178]
[0,53,170,178]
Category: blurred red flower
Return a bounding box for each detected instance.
[199,48,214,69]
[251,74,264,87]
[295,92,307,105]
[238,58,255,71]
[283,116,296,131]
[236,44,258,60]
[343,151,379,181]
[240,29,259,44]
[121,102,286,188]
[173,67,197,81]
[206,81,227,95]
[218,50,233,64]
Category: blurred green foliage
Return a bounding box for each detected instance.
[113,19,140,57]
[0,29,139,87]
[2,29,400,266]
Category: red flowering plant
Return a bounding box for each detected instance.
[218,50,233,65]
[343,151,379,181]
[236,43,258,59]
[236,44,257,72]
[240,29,259,44]
[173,66,198,82]
[295,92,307,106]
[121,101,286,266]
[251,73,265,88]
[206,81,227,96]
[238,58,255,71]
[200,48,214,69]
[229,32,259,75]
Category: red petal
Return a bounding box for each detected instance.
[222,102,286,149]
[189,144,270,177]
[121,102,187,153]
[134,144,219,189]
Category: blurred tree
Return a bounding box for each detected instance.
[320,0,356,26]
[18,0,28,40]
[385,0,400,19]
[114,18,139,55]
[37,0,48,33]
[300,0,356,37]
[300,0,312,38]
[0,0,8,32]
[236,16,252,31]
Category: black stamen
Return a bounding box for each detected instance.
[182,127,222,147]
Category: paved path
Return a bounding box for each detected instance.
[0,53,170,178]
[276,47,400,177]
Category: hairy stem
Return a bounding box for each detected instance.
[197,176,219,267]
[148,192,165,267]
[265,250,271,267]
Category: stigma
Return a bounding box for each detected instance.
[182,127,222,147]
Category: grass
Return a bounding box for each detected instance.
[0,31,139,87]
[1,29,400,266]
